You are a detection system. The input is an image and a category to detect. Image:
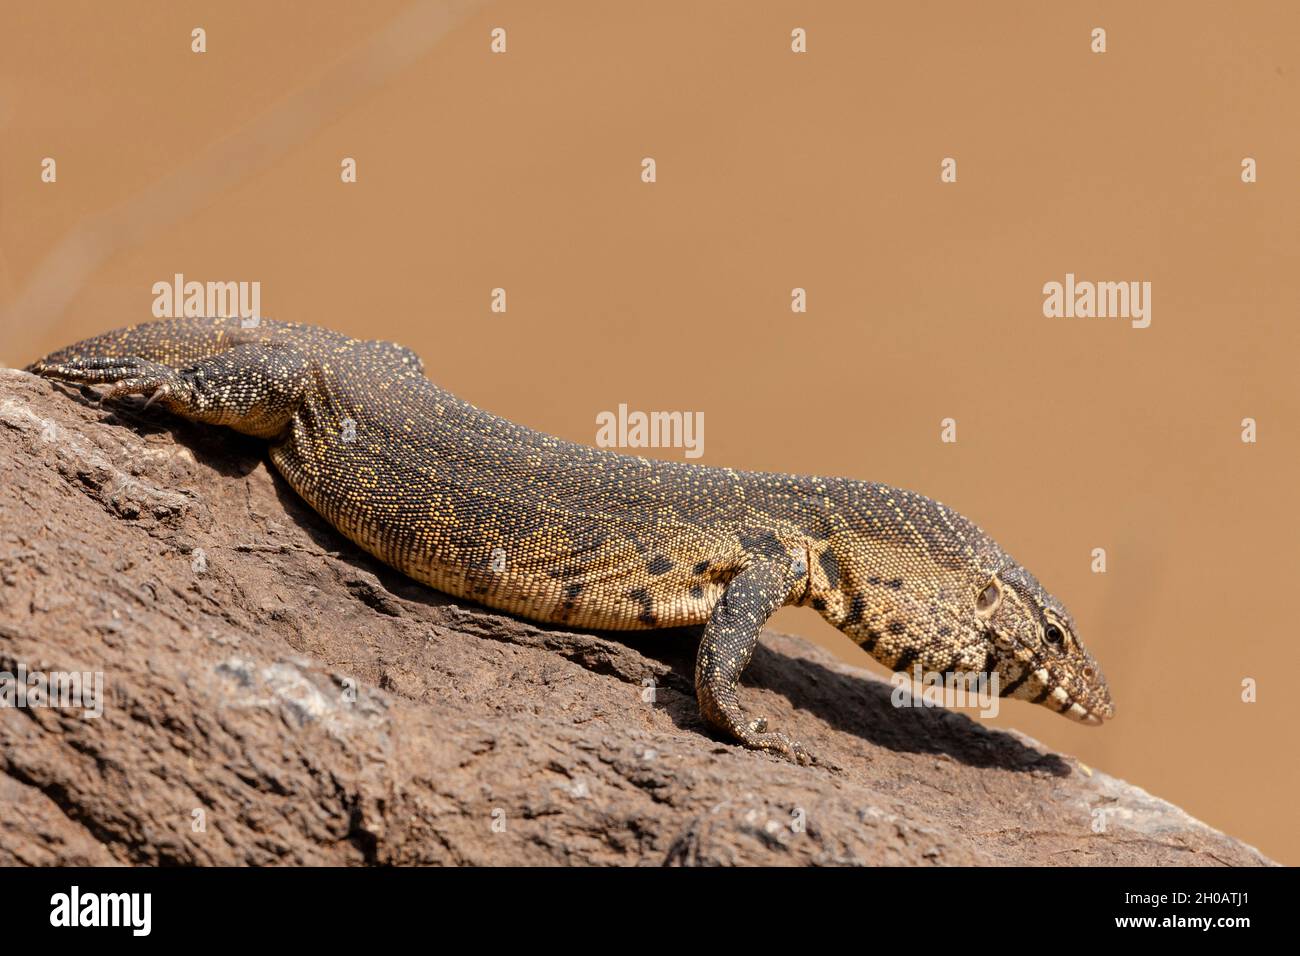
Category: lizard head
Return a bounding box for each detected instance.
[815,484,1114,725]
[975,562,1114,725]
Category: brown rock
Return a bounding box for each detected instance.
[0,369,1273,866]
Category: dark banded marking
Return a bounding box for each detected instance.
[626,587,656,626]
[893,647,919,673]
[547,565,585,580]
[999,669,1029,698]
[738,529,784,559]
[817,549,840,588]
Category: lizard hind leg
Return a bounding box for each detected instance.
[694,556,814,765]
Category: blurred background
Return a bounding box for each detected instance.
[1,1,1296,862]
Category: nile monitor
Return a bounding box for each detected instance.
[28,317,1114,763]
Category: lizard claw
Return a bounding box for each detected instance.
[100,377,172,406]
[740,716,814,765]
[32,356,185,412]
[141,383,173,409]
[751,730,813,766]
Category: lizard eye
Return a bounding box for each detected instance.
[1044,623,1065,647]
[976,580,1000,614]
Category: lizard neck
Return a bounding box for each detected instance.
[809,511,992,677]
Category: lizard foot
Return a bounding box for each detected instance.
[31,342,311,438]
[31,357,190,411]
[741,716,813,766]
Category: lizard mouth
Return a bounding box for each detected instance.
[996,645,1114,725]
[1057,690,1113,725]
[1022,662,1113,725]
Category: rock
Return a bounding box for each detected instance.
[0,368,1273,866]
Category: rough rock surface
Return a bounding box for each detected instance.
[0,368,1273,866]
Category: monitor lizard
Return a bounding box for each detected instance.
[27,317,1115,764]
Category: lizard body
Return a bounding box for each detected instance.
[29,317,1114,762]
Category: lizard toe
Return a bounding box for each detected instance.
[102,377,173,405]
[743,728,814,766]
[32,355,174,389]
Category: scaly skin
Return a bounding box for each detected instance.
[28,317,1115,763]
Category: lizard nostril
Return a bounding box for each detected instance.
[1082,665,1095,680]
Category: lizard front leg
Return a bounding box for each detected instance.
[695,555,813,765]
[30,343,310,439]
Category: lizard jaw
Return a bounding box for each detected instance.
[1052,685,1113,725]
